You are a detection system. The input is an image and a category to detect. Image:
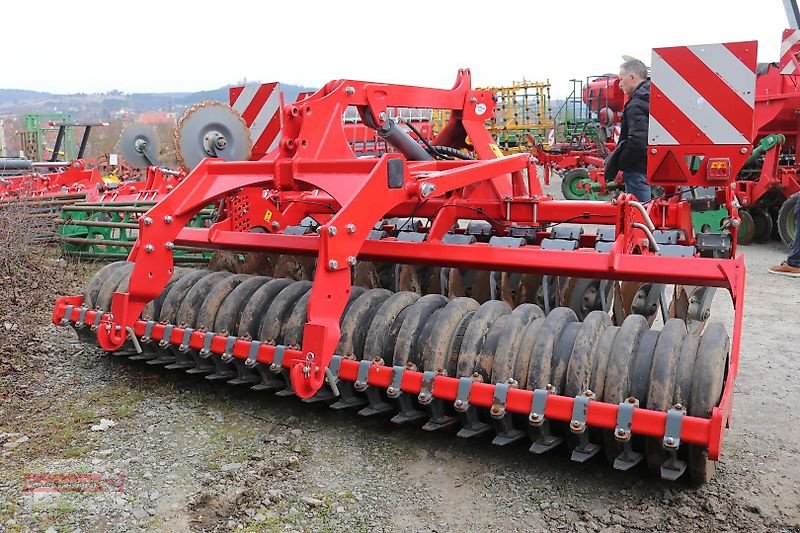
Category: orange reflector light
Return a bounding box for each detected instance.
[707,158,731,180]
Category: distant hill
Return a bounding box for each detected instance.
[0,82,315,120]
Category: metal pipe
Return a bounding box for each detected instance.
[31,161,72,168]
[632,222,660,253]
[50,126,66,162]
[77,126,92,159]
[370,116,433,161]
[628,200,656,231]
[0,159,33,171]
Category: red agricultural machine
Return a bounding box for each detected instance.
[53,39,754,483]
[533,75,623,200]
[734,27,800,245]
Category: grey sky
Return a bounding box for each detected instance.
[4,0,789,98]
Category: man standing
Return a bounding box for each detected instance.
[605,58,651,202]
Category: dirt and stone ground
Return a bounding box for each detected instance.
[1,183,799,532]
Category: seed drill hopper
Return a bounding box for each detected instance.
[53,40,754,483]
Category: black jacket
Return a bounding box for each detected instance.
[605,79,650,177]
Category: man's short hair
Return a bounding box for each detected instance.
[620,58,648,81]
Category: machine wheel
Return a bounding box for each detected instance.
[688,323,729,484]
[749,207,773,243]
[777,193,799,248]
[736,209,754,245]
[563,278,613,320]
[561,169,590,200]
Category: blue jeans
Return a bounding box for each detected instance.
[622,171,651,202]
[788,196,800,267]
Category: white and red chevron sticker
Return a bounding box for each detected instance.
[649,42,756,146]
[229,83,283,159]
[779,28,800,75]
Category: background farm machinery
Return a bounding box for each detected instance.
[533,75,623,200]
[537,28,800,249]
[53,38,754,485]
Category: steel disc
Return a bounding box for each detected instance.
[119,124,160,169]
[175,101,252,170]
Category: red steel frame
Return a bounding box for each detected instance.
[0,160,103,201]
[52,64,749,462]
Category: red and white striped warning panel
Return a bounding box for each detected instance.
[780,28,800,75]
[229,83,283,159]
[649,42,756,146]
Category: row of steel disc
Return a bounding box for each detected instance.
[75,262,728,482]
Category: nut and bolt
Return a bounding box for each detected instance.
[650,148,658,154]
[454,399,465,410]
[271,221,281,230]
[143,216,153,225]
[144,244,154,253]
[740,147,748,154]
[664,436,676,447]
[347,256,357,266]
[165,242,174,250]
[163,215,173,224]
[327,225,337,236]
[345,86,355,96]
[328,260,339,270]
[420,183,436,197]
[346,223,356,233]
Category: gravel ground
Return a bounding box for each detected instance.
[1,189,799,532]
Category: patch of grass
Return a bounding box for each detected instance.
[205,421,264,463]
[0,500,23,533]
[1,382,144,463]
[30,496,81,530]
[63,445,92,459]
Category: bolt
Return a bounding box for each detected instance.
[165,242,174,250]
[665,436,675,447]
[571,420,584,431]
[347,256,357,266]
[650,148,658,154]
[345,86,355,96]
[164,215,173,224]
[145,244,154,253]
[327,225,337,236]
[346,223,356,234]
[271,221,281,230]
[454,399,465,410]
[740,147,748,154]
[214,135,227,150]
[328,260,339,270]
[387,386,397,396]
[470,97,478,104]
[143,216,153,225]
[379,112,388,122]
[420,183,436,197]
